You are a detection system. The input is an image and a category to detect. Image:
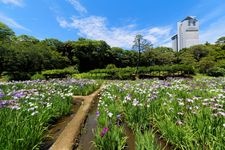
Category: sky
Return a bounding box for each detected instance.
[0,0,225,49]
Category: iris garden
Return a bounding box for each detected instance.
[94,78,225,149]
[1,77,225,149]
[0,79,100,149]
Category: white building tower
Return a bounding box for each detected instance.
[172,16,199,51]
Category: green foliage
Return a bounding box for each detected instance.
[178,45,210,63]
[135,130,159,150]
[71,39,111,72]
[215,59,225,69]
[105,64,117,69]
[17,34,39,44]
[132,34,153,52]
[3,72,32,81]
[1,40,70,80]
[0,79,100,149]
[94,126,127,150]
[109,48,138,68]
[142,47,176,66]
[41,67,78,79]
[216,36,225,44]
[88,65,195,80]
[0,22,15,42]
[198,57,215,73]
[73,73,109,79]
[31,73,45,80]
[97,79,225,149]
[1,22,225,80]
[207,67,225,77]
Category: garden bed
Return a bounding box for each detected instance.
[50,86,102,150]
[90,78,225,149]
[0,79,101,150]
[2,78,225,149]
[40,100,82,150]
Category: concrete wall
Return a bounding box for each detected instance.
[171,35,178,51]
[174,17,199,51]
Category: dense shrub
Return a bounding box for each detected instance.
[42,67,78,79]
[31,73,45,80]
[31,67,79,79]
[82,65,195,80]
[73,73,109,79]
[2,71,32,81]
[105,64,117,69]
[207,67,225,77]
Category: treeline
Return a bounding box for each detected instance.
[1,22,225,80]
[73,64,195,80]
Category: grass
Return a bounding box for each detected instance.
[0,79,101,149]
[192,73,212,79]
[94,78,225,149]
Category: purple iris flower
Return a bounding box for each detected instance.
[0,100,17,109]
[96,111,100,117]
[0,92,4,99]
[13,91,24,99]
[100,127,109,137]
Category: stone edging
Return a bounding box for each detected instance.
[50,87,103,150]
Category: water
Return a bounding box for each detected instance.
[74,94,174,150]
[124,124,135,150]
[76,100,98,150]
[40,101,81,150]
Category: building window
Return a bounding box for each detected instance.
[193,20,196,26]
[188,19,196,26]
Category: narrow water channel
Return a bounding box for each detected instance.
[76,100,99,150]
[74,97,173,150]
[124,124,135,150]
[154,130,174,150]
[76,107,137,150]
[40,101,81,150]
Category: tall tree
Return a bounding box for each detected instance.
[17,34,39,44]
[132,34,152,74]
[41,38,64,52]
[72,38,111,72]
[0,22,15,42]
[143,47,176,66]
[216,36,225,44]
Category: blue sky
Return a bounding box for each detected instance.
[0,0,225,49]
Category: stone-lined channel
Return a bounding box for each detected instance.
[47,86,175,150]
[76,99,99,150]
[40,101,81,150]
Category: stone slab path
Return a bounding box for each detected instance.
[50,87,102,150]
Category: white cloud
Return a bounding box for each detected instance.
[161,41,172,48]
[57,16,172,48]
[0,13,30,31]
[200,16,225,43]
[0,0,23,7]
[67,0,87,14]
[194,3,225,44]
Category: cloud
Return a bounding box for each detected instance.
[0,13,30,31]
[199,3,225,25]
[190,2,225,44]
[66,0,87,14]
[161,41,172,48]
[200,15,225,43]
[0,0,24,7]
[57,16,172,48]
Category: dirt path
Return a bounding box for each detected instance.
[50,87,102,150]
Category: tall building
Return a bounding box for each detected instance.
[172,16,199,51]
